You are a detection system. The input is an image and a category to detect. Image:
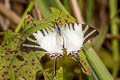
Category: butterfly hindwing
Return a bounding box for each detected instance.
[81,24,99,43]
[78,50,91,75]
[61,23,98,75]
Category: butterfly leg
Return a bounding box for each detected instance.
[54,56,58,79]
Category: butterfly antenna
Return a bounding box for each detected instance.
[54,56,58,79]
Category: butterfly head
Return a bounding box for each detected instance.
[55,24,62,36]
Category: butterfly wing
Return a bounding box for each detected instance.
[61,23,98,55]
[21,27,63,57]
[82,24,99,43]
[61,23,98,75]
[61,23,84,55]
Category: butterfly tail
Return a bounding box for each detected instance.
[82,24,99,43]
[73,55,91,76]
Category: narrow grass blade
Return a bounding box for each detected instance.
[36,0,67,17]
[109,0,119,77]
[15,0,34,33]
[86,0,94,25]
[93,25,108,51]
[83,43,114,80]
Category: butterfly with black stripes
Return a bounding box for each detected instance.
[21,12,99,79]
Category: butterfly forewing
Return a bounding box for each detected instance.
[21,35,46,52]
[21,27,63,57]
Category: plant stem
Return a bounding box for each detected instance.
[109,0,119,77]
[15,0,34,33]
[86,0,94,25]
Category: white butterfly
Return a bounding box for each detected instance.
[32,23,83,56]
[21,23,98,78]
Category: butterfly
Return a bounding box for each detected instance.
[21,12,99,79]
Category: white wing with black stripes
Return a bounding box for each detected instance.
[60,23,98,56]
[61,23,84,56]
[21,23,98,57]
[21,27,63,57]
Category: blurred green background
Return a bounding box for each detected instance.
[0,0,119,80]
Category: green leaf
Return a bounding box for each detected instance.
[36,0,68,17]
[86,0,94,25]
[0,30,46,80]
[0,8,75,80]
[56,67,63,80]
[92,25,108,51]
[62,0,72,14]
[23,8,75,38]
[3,30,20,45]
[45,67,63,80]
[109,0,119,77]
[83,43,114,80]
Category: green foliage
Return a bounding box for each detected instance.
[1,29,64,80]
[36,0,68,17]
[109,0,119,77]
[15,0,34,33]
[0,7,114,80]
[3,30,21,45]
[24,8,75,38]
[92,25,108,51]
[0,8,75,80]
[62,0,72,14]
[86,0,94,25]
[0,30,46,80]
[45,67,63,80]
[83,43,114,80]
